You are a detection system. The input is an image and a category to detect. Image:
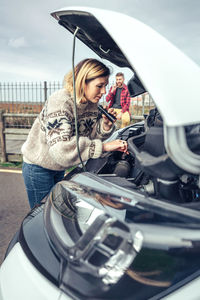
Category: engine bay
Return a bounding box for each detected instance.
[86,110,200,205]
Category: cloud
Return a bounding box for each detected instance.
[0,0,199,83]
[0,61,57,82]
[8,37,28,48]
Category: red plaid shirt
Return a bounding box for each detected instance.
[106,84,130,113]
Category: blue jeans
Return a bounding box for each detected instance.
[22,162,65,209]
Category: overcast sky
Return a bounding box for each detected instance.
[0,0,199,84]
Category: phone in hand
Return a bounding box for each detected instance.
[98,105,116,123]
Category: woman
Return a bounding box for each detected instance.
[22,58,128,209]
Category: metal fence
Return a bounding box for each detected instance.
[0,81,155,162]
[0,81,62,114]
[0,81,155,129]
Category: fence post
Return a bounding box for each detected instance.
[141,93,145,115]
[0,110,6,163]
[130,98,134,117]
[44,81,47,101]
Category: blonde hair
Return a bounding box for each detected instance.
[63,58,110,103]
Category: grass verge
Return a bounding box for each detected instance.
[0,161,23,169]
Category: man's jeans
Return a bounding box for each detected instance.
[22,162,65,209]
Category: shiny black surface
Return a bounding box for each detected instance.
[57,13,130,68]
[13,176,200,299]
[19,206,60,286]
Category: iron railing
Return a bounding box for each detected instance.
[0,81,62,114]
[0,81,154,129]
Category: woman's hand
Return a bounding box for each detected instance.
[102,107,117,131]
[102,139,128,153]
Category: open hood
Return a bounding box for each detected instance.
[51,6,200,127]
[51,7,131,69]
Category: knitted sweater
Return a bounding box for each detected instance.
[21,89,115,171]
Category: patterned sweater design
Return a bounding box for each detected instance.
[21,89,115,170]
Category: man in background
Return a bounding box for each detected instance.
[106,72,131,128]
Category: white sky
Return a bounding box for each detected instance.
[0,0,133,84]
[0,0,199,84]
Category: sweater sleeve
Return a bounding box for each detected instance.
[90,118,115,141]
[43,106,103,168]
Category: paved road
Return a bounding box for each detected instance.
[0,169,29,265]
